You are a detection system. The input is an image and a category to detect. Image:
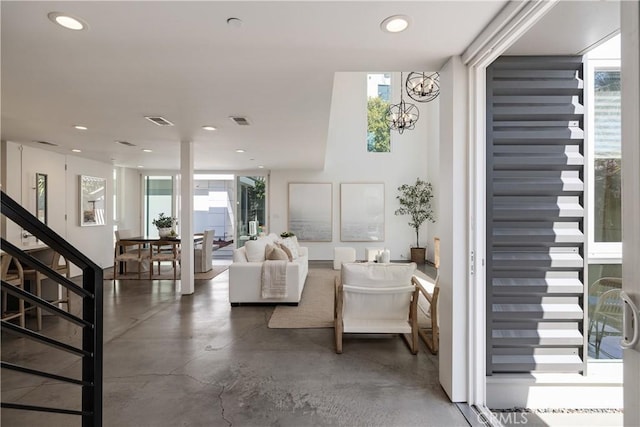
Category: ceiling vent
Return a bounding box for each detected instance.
[34,140,58,147]
[144,116,174,126]
[229,116,250,126]
[115,140,136,147]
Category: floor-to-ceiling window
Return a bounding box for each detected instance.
[193,174,235,241]
[144,175,174,237]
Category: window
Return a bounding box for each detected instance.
[586,46,622,260]
[367,73,391,152]
[593,69,621,243]
[144,176,174,237]
[585,35,622,361]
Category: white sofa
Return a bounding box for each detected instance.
[229,233,308,305]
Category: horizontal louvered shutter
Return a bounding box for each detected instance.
[486,56,586,374]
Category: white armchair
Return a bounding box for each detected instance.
[195,230,216,273]
[334,262,419,354]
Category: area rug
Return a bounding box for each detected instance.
[268,268,338,329]
[103,264,230,281]
[268,267,436,329]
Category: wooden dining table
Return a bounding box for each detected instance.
[116,235,204,275]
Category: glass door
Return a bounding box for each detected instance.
[236,176,266,248]
[143,175,174,237]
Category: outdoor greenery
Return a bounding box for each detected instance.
[367,96,391,152]
[248,177,266,223]
[395,178,435,248]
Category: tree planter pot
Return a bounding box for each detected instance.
[410,247,426,264]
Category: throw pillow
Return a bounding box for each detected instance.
[265,243,289,261]
[244,239,267,262]
[277,242,294,261]
[279,237,299,259]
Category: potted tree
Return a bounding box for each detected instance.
[395,178,435,264]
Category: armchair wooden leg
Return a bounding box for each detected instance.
[335,322,343,354]
[401,333,418,355]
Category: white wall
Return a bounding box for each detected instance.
[269,72,437,261]
[118,166,142,234]
[438,56,469,402]
[2,141,114,270]
[65,155,114,269]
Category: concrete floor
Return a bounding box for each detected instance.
[1,261,470,427]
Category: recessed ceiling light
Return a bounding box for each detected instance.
[142,149,153,153]
[137,165,144,168]
[202,126,217,131]
[71,149,82,153]
[380,15,411,33]
[48,12,87,31]
[258,165,264,169]
[74,125,88,130]
[235,149,245,153]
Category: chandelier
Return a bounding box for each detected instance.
[387,72,420,134]
[405,72,440,103]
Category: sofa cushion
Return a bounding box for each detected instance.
[266,243,289,261]
[233,247,248,262]
[341,262,416,287]
[244,239,268,262]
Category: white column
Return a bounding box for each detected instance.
[438,55,469,402]
[180,140,194,295]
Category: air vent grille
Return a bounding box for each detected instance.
[116,140,137,147]
[34,140,58,147]
[230,116,250,126]
[145,116,174,126]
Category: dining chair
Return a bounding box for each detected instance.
[588,277,622,321]
[21,249,74,330]
[588,287,623,358]
[194,230,215,273]
[113,240,145,280]
[149,241,180,279]
[1,254,26,328]
[334,262,419,354]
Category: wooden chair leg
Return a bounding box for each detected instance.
[18,298,25,328]
[335,323,343,354]
[35,275,42,331]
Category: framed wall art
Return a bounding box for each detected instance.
[80,175,106,226]
[288,182,332,241]
[340,182,384,241]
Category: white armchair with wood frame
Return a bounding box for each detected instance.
[414,236,440,354]
[334,262,419,354]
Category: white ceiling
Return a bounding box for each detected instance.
[1,1,620,172]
